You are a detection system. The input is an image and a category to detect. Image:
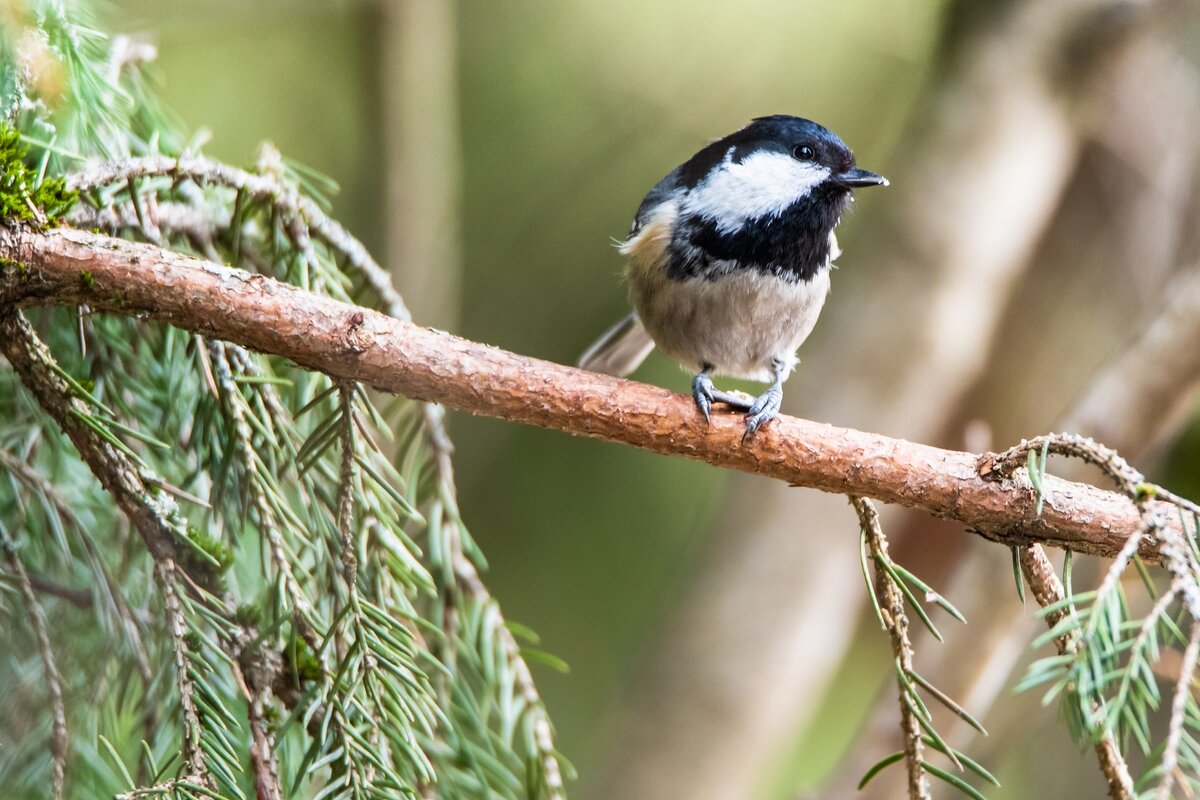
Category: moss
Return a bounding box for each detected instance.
[79,270,94,289]
[0,125,77,226]
[283,636,323,683]
[234,603,261,626]
[180,523,234,584]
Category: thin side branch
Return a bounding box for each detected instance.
[0,309,192,566]
[1018,545,1135,799]
[155,558,208,784]
[0,226,1187,561]
[852,496,930,800]
[1158,623,1200,800]
[66,154,412,322]
[206,340,322,650]
[337,383,358,593]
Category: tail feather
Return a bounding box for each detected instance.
[578,312,655,377]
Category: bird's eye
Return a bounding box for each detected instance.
[793,144,816,161]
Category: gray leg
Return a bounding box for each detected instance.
[744,359,786,439]
[692,364,751,424]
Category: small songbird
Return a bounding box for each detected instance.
[578,115,887,437]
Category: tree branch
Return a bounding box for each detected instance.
[0,225,1188,559]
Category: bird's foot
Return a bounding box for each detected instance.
[743,385,783,440]
[692,372,752,424]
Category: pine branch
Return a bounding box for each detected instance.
[0,225,1190,563]
[1018,545,1135,799]
[65,154,410,321]
[61,153,568,796]
[155,558,209,786]
[852,496,930,800]
[1159,624,1200,800]
[205,339,322,650]
[0,309,197,570]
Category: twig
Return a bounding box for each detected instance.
[1,525,68,800]
[1018,545,1135,799]
[0,226,1187,562]
[207,339,321,650]
[24,573,93,608]
[65,155,412,322]
[992,432,1200,628]
[337,382,358,594]
[851,496,930,800]
[230,628,284,800]
[0,309,196,567]
[977,433,1143,495]
[1158,623,1200,800]
[155,558,207,784]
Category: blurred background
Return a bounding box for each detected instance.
[114,0,1200,797]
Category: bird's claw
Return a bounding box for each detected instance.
[743,385,783,440]
[692,373,714,424]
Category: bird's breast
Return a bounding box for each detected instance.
[629,259,832,382]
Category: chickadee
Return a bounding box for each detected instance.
[578,115,887,437]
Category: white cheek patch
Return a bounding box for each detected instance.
[682,149,830,233]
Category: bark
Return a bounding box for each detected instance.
[0,225,1182,562]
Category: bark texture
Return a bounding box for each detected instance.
[0,225,1180,561]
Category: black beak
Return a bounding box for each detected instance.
[835,168,889,188]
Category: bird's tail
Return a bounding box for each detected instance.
[578,311,655,377]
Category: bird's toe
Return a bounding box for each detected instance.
[743,386,783,440]
[691,373,714,424]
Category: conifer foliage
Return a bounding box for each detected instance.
[0,4,565,798]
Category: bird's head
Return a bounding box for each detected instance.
[676,115,887,233]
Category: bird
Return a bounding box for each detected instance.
[578,115,887,438]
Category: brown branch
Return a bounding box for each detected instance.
[0,225,1189,560]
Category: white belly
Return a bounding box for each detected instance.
[631,265,831,382]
